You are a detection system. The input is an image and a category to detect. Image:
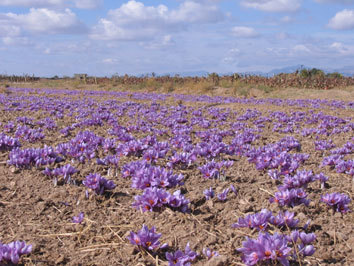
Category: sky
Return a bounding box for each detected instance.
[1,0,354,77]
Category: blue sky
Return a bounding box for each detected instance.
[1,0,354,77]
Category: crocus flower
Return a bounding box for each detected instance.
[165,243,197,266]
[203,247,219,260]
[237,232,291,266]
[320,193,351,213]
[203,187,214,200]
[0,241,32,264]
[72,212,84,224]
[127,224,167,251]
[83,173,116,195]
[217,188,229,201]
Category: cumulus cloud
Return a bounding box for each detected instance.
[5,8,85,34]
[328,9,354,30]
[292,44,310,53]
[0,8,85,44]
[231,26,259,38]
[0,0,102,9]
[90,0,224,41]
[240,0,301,12]
[330,42,354,55]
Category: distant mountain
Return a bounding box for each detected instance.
[267,65,310,76]
[331,66,354,77]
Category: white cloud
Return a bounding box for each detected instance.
[5,8,85,34]
[231,26,259,38]
[0,0,102,9]
[328,9,354,30]
[102,58,119,64]
[229,48,240,54]
[139,35,175,49]
[240,0,301,12]
[0,8,85,44]
[275,32,290,40]
[90,0,224,41]
[330,42,354,55]
[292,44,310,53]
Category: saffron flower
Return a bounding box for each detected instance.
[237,232,291,266]
[203,247,219,260]
[217,188,229,201]
[83,173,116,195]
[165,243,197,266]
[72,212,84,224]
[0,241,32,264]
[320,193,351,213]
[203,187,214,200]
[127,224,167,251]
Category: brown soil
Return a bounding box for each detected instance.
[0,89,353,266]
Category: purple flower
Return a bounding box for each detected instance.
[299,232,316,245]
[270,188,310,207]
[298,244,315,256]
[0,133,21,151]
[133,188,189,213]
[168,190,190,213]
[72,212,84,224]
[269,211,299,229]
[230,184,238,195]
[165,243,197,266]
[232,209,272,231]
[127,224,166,251]
[314,173,328,189]
[320,193,351,213]
[165,250,187,266]
[237,232,291,266]
[217,188,229,201]
[83,173,116,195]
[203,187,214,200]
[0,241,32,264]
[203,247,219,260]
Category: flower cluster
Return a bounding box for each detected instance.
[8,146,62,168]
[166,243,198,266]
[198,160,233,179]
[130,165,184,190]
[314,140,335,151]
[96,155,120,167]
[232,209,299,231]
[0,133,21,151]
[83,173,116,195]
[0,241,32,264]
[127,224,167,251]
[320,193,351,213]
[43,164,77,185]
[167,152,197,169]
[237,232,291,266]
[133,188,189,213]
[15,125,45,143]
[56,131,103,163]
[279,170,316,190]
[270,188,310,207]
[321,155,354,176]
[37,117,57,130]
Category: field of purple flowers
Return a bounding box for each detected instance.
[0,87,353,265]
